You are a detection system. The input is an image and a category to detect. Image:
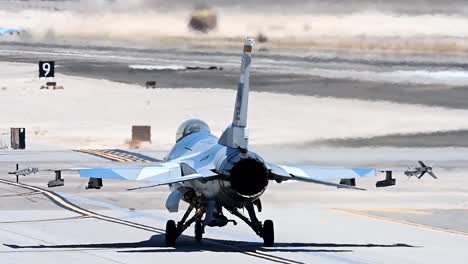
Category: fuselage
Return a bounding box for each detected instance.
[166,129,269,208]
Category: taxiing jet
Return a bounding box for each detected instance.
[20,38,435,246]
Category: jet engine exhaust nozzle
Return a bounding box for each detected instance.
[217,151,269,206]
[229,158,269,197]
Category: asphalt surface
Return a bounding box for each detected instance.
[0,150,467,264]
[1,42,463,150]
[2,42,468,109]
[312,130,468,148]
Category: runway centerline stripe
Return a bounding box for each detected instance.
[0,179,301,264]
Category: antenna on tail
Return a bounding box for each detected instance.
[219,38,255,150]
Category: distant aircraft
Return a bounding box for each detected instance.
[13,38,435,247]
[0,28,20,36]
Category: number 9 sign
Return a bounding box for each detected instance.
[39,61,55,78]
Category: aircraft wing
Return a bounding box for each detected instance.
[126,171,218,191]
[267,163,379,190]
[78,161,219,187]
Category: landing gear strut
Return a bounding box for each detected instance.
[228,202,275,246]
[165,199,274,247]
[165,193,222,246]
[165,202,202,247]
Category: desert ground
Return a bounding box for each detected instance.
[1,1,468,263]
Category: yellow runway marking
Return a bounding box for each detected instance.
[76,149,157,163]
[77,149,132,162]
[0,179,301,264]
[354,208,431,215]
[335,208,468,237]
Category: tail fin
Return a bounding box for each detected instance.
[219,38,255,149]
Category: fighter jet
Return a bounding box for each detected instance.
[38,38,433,247]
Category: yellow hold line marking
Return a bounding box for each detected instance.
[78,149,151,163]
[85,150,130,162]
[78,149,132,162]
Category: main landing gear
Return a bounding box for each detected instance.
[262,219,274,247]
[165,200,274,247]
[165,202,202,247]
[194,220,204,241]
[165,220,177,247]
[227,203,274,247]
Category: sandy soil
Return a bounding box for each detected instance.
[3,1,468,53]
[2,62,468,149]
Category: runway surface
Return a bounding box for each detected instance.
[0,149,467,264]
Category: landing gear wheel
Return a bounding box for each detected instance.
[195,220,204,241]
[262,220,274,247]
[165,220,177,247]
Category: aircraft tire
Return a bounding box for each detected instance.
[165,220,177,247]
[195,220,203,241]
[262,220,274,247]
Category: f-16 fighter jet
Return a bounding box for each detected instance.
[63,38,435,246]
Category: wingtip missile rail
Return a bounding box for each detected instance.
[405,160,437,179]
[8,163,38,183]
[376,160,438,187]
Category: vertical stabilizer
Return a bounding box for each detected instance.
[219,38,255,149]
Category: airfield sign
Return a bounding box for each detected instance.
[39,61,55,78]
